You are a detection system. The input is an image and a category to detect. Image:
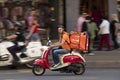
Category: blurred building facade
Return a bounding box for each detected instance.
[0,0,119,39]
[64,0,119,32]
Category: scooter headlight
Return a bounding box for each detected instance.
[35,59,39,61]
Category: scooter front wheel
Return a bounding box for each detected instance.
[73,63,85,75]
[32,65,45,76]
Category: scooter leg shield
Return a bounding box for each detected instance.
[33,59,46,68]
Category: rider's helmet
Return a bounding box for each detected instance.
[14,22,22,27]
[13,22,22,30]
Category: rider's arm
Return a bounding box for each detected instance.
[4,34,17,40]
[4,30,22,40]
[50,39,65,47]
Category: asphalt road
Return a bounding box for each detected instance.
[0,68,120,80]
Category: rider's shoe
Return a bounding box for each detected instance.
[14,57,20,61]
[53,63,61,68]
[13,58,19,62]
[13,60,20,64]
[50,63,71,70]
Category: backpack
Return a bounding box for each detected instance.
[68,31,88,51]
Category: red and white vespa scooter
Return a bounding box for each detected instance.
[32,43,86,76]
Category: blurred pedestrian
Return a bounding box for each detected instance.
[86,16,98,55]
[81,16,98,55]
[97,16,111,51]
[26,15,40,42]
[75,13,87,32]
[26,8,36,31]
[110,14,119,49]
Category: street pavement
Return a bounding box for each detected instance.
[85,48,120,68]
[0,69,120,80]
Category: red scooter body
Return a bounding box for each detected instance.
[63,54,85,63]
[32,47,86,76]
[33,47,51,68]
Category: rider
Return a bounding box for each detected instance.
[2,22,25,62]
[50,25,71,68]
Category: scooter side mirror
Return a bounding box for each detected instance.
[46,40,52,46]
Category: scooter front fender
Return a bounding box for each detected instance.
[33,59,47,68]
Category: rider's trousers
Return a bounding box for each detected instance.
[52,47,69,64]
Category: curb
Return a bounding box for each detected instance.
[85,49,120,68]
[86,60,120,68]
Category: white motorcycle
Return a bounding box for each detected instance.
[0,40,48,68]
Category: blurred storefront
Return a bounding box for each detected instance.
[65,0,118,32]
[0,0,60,39]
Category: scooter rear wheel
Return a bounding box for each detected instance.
[32,65,45,76]
[73,63,85,75]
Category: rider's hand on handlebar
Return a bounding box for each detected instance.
[50,44,54,48]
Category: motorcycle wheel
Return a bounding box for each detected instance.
[73,63,85,75]
[25,61,34,68]
[32,65,45,76]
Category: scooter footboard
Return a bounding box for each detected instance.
[33,59,47,68]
